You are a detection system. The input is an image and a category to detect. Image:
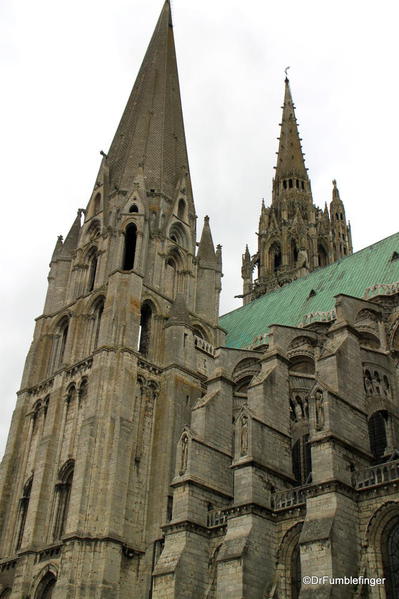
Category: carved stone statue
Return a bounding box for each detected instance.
[180,434,189,475]
[315,389,325,430]
[240,416,249,456]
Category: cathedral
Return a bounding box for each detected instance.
[1,1,399,598]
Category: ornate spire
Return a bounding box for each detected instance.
[106,0,192,201]
[275,77,308,182]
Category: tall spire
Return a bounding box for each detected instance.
[275,77,308,182]
[106,0,192,201]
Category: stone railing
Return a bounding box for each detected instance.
[272,485,310,510]
[364,281,399,300]
[207,508,227,528]
[300,309,336,327]
[354,459,399,490]
[194,336,216,357]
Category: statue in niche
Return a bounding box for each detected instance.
[180,434,189,475]
[296,247,309,270]
[315,389,325,431]
[364,371,373,395]
[240,415,249,456]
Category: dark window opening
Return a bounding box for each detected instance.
[368,411,388,461]
[16,478,33,551]
[291,240,299,265]
[340,213,344,220]
[318,244,328,267]
[122,223,137,271]
[289,179,293,188]
[178,199,186,219]
[56,318,69,368]
[167,496,173,522]
[271,243,282,272]
[138,302,153,357]
[87,250,97,292]
[292,435,312,485]
[35,572,57,599]
[129,204,138,213]
[336,213,339,220]
[93,299,104,350]
[283,180,287,189]
[53,462,74,540]
[301,181,305,190]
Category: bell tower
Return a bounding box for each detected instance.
[0,2,223,597]
[241,76,352,304]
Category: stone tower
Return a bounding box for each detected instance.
[241,77,353,304]
[0,2,223,597]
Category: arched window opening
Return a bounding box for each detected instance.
[291,544,302,599]
[283,180,287,190]
[129,203,138,213]
[292,435,311,485]
[178,199,186,219]
[368,411,388,461]
[92,298,104,351]
[0,589,12,598]
[318,244,328,267]
[138,302,153,357]
[340,213,344,220]
[53,462,74,541]
[289,179,293,188]
[169,223,187,249]
[53,317,69,371]
[87,248,98,292]
[93,193,101,214]
[193,326,207,341]
[289,356,315,375]
[35,572,57,599]
[122,223,137,271]
[383,519,399,598]
[79,378,88,404]
[291,239,299,265]
[301,181,305,190]
[165,255,179,298]
[16,477,33,551]
[270,243,282,272]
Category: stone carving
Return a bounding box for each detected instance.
[315,389,325,430]
[240,415,249,456]
[180,434,189,475]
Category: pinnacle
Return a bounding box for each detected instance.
[197,216,218,269]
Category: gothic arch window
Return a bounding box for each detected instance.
[0,589,11,598]
[53,460,74,541]
[318,243,328,267]
[91,296,105,351]
[177,199,186,219]
[289,179,293,188]
[383,518,399,598]
[16,476,33,551]
[35,572,57,599]
[193,325,208,341]
[368,411,388,461]
[87,247,98,292]
[138,301,154,357]
[122,223,137,271]
[291,239,299,265]
[169,222,187,248]
[292,435,312,485]
[165,252,181,298]
[79,378,88,403]
[129,203,138,213]
[270,242,282,272]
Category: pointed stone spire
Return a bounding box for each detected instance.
[106,0,192,202]
[62,210,82,255]
[197,216,217,269]
[51,235,64,262]
[166,293,191,327]
[275,77,308,182]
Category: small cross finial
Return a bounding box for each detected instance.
[284,66,290,80]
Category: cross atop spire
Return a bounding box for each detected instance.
[106,0,192,202]
[274,77,308,183]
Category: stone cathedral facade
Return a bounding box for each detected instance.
[1,2,399,599]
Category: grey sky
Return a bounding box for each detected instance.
[1,0,398,456]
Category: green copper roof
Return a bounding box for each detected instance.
[220,232,399,349]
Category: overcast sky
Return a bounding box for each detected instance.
[1,0,398,456]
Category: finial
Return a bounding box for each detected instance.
[284,66,290,81]
[100,150,108,159]
[204,215,209,223]
[332,179,337,188]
